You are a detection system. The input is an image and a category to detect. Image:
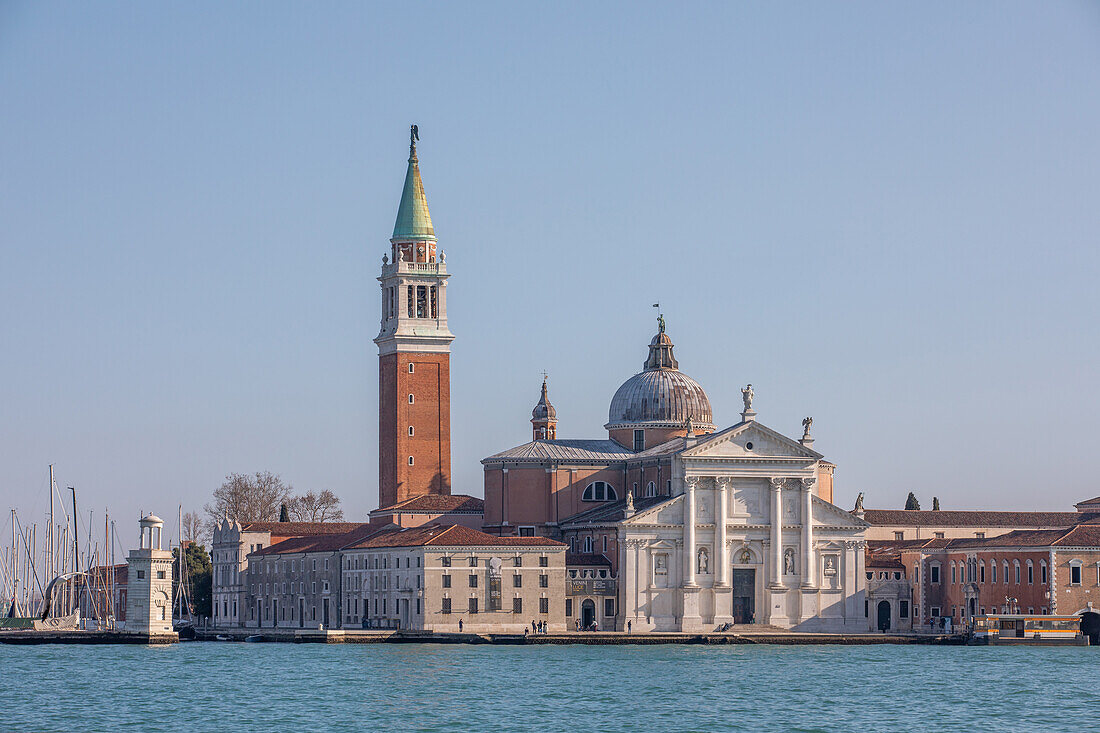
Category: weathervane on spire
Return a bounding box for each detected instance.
[410,124,419,156]
[653,303,665,333]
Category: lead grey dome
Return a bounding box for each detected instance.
[605,325,715,431]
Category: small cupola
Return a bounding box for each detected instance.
[531,375,557,441]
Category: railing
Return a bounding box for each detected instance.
[381,261,447,277]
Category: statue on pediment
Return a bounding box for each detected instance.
[742,384,754,411]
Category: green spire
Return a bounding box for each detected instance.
[391,125,435,241]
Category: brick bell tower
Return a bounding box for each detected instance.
[375,126,454,509]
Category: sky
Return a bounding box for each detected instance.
[2,2,1099,548]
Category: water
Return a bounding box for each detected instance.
[4,642,1098,732]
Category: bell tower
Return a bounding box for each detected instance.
[375,126,454,509]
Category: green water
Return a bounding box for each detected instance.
[4,642,1097,731]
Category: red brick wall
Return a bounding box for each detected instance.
[379,352,451,508]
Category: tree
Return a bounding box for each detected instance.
[287,490,345,522]
[279,504,290,522]
[932,496,940,511]
[181,511,204,544]
[204,471,293,526]
[172,542,212,618]
[905,492,921,511]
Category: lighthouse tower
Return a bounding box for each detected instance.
[375,127,455,509]
[125,514,174,635]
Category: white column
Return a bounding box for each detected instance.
[683,478,697,588]
[800,478,816,589]
[769,478,784,589]
[715,478,729,587]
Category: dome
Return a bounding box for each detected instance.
[605,321,715,431]
[531,377,556,421]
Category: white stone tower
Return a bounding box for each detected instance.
[125,514,174,635]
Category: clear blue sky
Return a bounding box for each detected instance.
[2,2,1099,546]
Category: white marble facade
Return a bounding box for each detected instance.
[617,420,868,632]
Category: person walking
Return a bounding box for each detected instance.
[626,619,632,634]
[458,619,463,633]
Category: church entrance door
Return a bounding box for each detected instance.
[732,569,755,624]
[581,599,596,630]
[877,601,891,631]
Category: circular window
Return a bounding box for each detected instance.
[745,441,754,451]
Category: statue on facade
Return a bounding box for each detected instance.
[685,414,695,435]
[698,547,709,574]
[853,492,864,514]
[397,249,405,262]
[802,416,813,439]
[783,548,795,575]
[655,554,668,573]
[742,384,754,411]
[739,548,752,564]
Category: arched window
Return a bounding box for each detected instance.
[1040,560,1048,585]
[1026,560,1034,585]
[1002,560,1009,583]
[979,561,985,584]
[582,481,617,502]
[569,537,576,553]
[645,481,656,498]
[951,562,957,584]
[583,536,593,553]
[1014,560,1021,585]
[991,559,997,583]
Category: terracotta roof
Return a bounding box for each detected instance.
[252,524,378,555]
[862,509,1080,529]
[373,494,484,514]
[1075,496,1100,510]
[345,524,565,550]
[240,521,364,537]
[567,553,613,567]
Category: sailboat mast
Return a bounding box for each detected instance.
[48,465,54,582]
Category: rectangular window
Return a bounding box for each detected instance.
[469,557,479,567]
[137,570,145,580]
[899,600,909,618]
[513,574,522,588]
[931,606,940,618]
[1028,565,1034,585]
[442,574,451,588]
[539,597,549,614]
[156,571,165,580]
[930,565,940,584]
[469,574,478,588]
[513,556,522,567]
[469,598,479,614]
[1071,565,1082,585]
[512,597,523,614]
[604,598,615,617]
[633,429,645,452]
[539,574,548,588]
[894,531,904,541]
[975,532,985,538]
[416,285,427,318]
[934,532,945,539]
[441,598,451,614]
[603,536,608,553]
[539,556,549,568]
[951,565,956,584]
[416,599,421,615]
[565,599,573,617]
[429,286,437,319]
[442,557,451,567]
[407,285,414,317]
[518,527,535,537]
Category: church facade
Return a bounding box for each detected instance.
[484,324,869,632]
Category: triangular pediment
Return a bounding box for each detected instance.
[680,421,823,460]
[623,495,682,526]
[812,495,869,530]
